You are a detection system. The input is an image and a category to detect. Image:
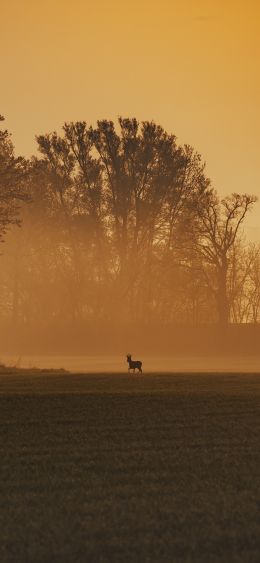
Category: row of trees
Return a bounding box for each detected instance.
[0,115,258,328]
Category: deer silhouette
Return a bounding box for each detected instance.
[126,354,142,373]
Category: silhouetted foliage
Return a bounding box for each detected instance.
[0,116,258,331]
[0,116,28,243]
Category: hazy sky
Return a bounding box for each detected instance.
[2,0,260,239]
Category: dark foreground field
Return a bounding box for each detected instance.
[1,373,260,562]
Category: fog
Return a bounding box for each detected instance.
[1,118,260,368]
[1,354,260,373]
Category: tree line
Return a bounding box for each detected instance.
[0,115,259,329]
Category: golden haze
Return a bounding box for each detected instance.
[1,0,260,239]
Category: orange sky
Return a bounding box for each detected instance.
[1,0,260,239]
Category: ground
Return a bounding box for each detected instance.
[0,372,260,562]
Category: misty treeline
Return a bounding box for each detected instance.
[0,114,259,331]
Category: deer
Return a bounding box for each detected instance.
[126,354,142,374]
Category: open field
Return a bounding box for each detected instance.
[1,373,260,562]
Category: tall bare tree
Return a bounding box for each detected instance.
[196,192,257,325]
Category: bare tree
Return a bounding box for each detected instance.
[196,192,257,326]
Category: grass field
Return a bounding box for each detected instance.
[1,373,260,562]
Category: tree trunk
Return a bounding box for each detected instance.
[217,264,229,326]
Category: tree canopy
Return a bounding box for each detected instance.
[0,116,258,329]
